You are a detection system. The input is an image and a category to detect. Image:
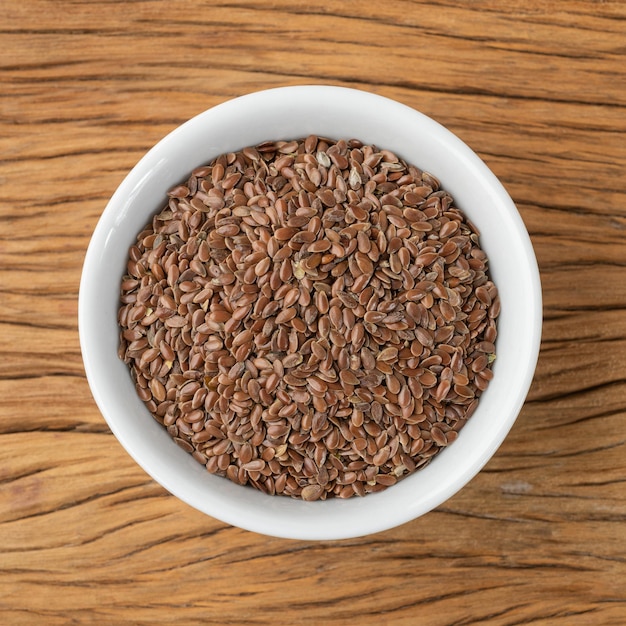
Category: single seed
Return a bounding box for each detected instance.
[301,484,324,501]
[242,459,266,472]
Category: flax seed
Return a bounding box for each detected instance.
[119,136,499,501]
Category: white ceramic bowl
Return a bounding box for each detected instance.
[79,85,542,540]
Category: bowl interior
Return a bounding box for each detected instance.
[79,86,542,540]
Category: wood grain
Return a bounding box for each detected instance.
[1,1,625,624]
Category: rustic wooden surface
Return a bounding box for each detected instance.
[2,1,625,624]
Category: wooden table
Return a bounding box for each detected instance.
[2,1,625,624]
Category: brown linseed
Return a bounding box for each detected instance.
[118,136,499,501]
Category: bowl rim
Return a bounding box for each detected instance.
[79,85,542,540]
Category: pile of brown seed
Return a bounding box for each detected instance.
[118,136,499,500]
